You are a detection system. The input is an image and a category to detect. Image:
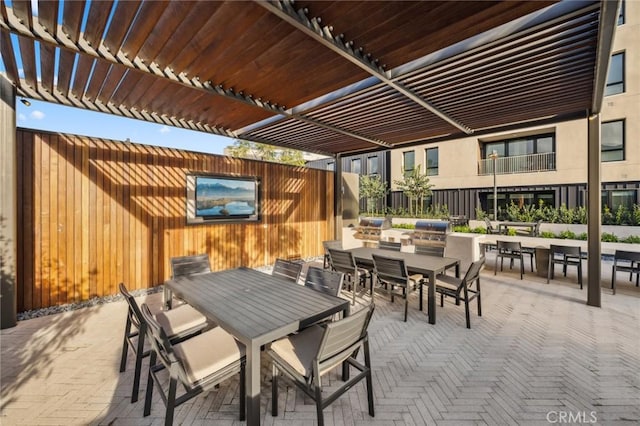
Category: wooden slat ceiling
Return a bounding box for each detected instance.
[0,0,606,156]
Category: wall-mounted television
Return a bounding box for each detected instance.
[186,174,261,224]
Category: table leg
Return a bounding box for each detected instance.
[163,286,172,310]
[428,271,436,325]
[245,343,261,426]
[342,306,351,381]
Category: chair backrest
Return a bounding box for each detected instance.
[549,245,581,259]
[171,254,211,279]
[304,266,344,297]
[462,258,485,286]
[497,240,522,253]
[316,303,375,375]
[414,245,445,257]
[139,303,187,383]
[614,250,640,263]
[483,217,495,231]
[372,254,408,285]
[378,241,401,251]
[532,220,543,236]
[322,240,342,253]
[327,248,357,275]
[119,282,144,330]
[272,258,303,282]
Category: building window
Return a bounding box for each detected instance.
[618,0,625,25]
[403,151,415,177]
[367,156,378,176]
[602,190,636,212]
[351,158,361,174]
[483,133,555,158]
[606,52,624,96]
[327,161,335,171]
[602,120,624,162]
[426,147,438,176]
[483,191,554,220]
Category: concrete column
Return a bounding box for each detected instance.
[0,75,17,328]
[587,113,601,308]
[334,154,343,239]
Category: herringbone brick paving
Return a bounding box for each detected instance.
[1,255,639,425]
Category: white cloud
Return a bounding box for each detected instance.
[30,110,45,120]
[18,113,27,122]
[159,125,170,134]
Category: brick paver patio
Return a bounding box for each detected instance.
[2,255,639,425]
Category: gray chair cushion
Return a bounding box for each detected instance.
[173,327,245,383]
[155,304,208,337]
[269,325,325,378]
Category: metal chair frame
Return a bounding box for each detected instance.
[435,258,484,329]
[118,283,207,403]
[140,303,246,425]
[272,258,303,282]
[611,250,640,294]
[547,245,583,288]
[268,304,375,426]
[372,254,422,322]
[494,240,526,279]
[328,248,371,305]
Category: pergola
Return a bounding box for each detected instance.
[0,0,621,318]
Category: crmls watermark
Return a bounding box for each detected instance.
[546,411,597,424]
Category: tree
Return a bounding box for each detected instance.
[226,140,306,166]
[393,165,433,216]
[359,175,388,215]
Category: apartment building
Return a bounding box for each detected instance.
[309,1,638,219]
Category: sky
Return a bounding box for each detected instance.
[16,97,234,155]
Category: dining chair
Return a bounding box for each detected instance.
[327,248,371,305]
[494,240,525,279]
[170,253,211,278]
[304,266,344,297]
[414,244,445,257]
[372,254,423,322]
[322,240,342,269]
[484,217,502,235]
[140,303,246,425]
[435,258,484,329]
[378,240,402,251]
[304,266,345,324]
[547,245,583,288]
[272,258,303,283]
[118,283,208,403]
[267,303,375,426]
[610,250,640,294]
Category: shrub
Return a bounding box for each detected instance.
[506,228,517,236]
[391,223,415,229]
[622,235,640,244]
[472,227,488,234]
[601,232,618,242]
[615,205,632,225]
[540,231,556,239]
[633,205,640,226]
[453,225,471,233]
[576,232,588,240]
[602,205,615,225]
[558,229,576,240]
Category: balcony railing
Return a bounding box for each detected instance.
[478,152,556,175]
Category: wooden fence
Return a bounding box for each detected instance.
[16,129,335,311]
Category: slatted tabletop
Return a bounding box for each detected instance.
[347,247,460,325]
[164,267,350,426]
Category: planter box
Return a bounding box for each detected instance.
[468,220,640,239]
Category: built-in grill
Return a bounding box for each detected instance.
[410,220,450,249]
[354,217,391,241]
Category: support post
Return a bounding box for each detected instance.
[0,75,17,328]
[334,154,343,240]
[587,113,601,307]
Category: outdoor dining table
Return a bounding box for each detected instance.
[346,247,460,325]
[163,267,350,426]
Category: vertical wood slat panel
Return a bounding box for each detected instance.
[16,129,334,311]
